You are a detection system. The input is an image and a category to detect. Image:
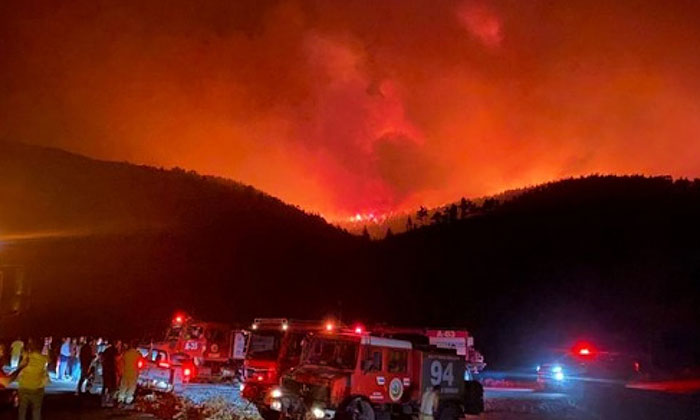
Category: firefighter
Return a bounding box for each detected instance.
[77,338,95,395]
[117,341,141,405]
[16,339,49,420]
[100,341,117,407]
[420,385,440,420]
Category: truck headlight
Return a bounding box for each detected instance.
[270,388,282,399]
[312,407,325,419]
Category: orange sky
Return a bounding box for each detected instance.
[2,0,700,220]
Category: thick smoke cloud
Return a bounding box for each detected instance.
[2,0,700,218]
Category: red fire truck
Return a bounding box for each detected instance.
[241,318,332,419]
[161,313,247,380]
[269,326,484,420]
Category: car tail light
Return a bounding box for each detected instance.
[137,360,144,369]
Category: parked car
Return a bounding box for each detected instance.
[137,346,195,393]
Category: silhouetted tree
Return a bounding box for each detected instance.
[448,204,458,223]
[431,210,443,225]
[406,216,414,231]
[361,226,370,240]
[416,206,428,226]
[482,198,500,211]
[385,228,394,239]
[459,198,474,219]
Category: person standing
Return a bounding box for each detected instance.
[117,342,142,405]
[100,341,117,407]
[114,340,124,394]
[77,338,94,395]
[70,338,81,382]
[419,385,440,420]
[41,338,51,357]
[16,339,48,420]
[10,338,24,368]
[58,338,71,380]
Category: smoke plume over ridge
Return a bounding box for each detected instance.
[2,0,700,218]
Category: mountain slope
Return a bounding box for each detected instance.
[1,141,699,369]
[377,175,700,367]
[0,141,364,336]
[0,140,340,238]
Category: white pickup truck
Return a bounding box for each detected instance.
[137,346,195,393]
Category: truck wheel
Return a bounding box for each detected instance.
[339,397,375,420]
[259,407,281,420]
[437,401,460,420]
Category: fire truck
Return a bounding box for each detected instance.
[370,327,486,377]
[269,326,484,420]
[241,318,332,420]
[425,330,486,376]
[160,313,247,380]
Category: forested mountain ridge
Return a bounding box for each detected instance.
[0,140,343,240]
[2,141,699,368]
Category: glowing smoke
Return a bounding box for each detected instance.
[1,0,700,219]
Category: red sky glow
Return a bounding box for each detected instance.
[2,0,700,219]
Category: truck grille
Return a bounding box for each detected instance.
[282,378,330,404]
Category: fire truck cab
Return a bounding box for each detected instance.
[242,319,329,419]
[271,327,483,420]
[162,313,240,380]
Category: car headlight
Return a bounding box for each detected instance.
[270,388,282,399]
[551,365,562,373]
[312,407,325,419]
[554,371,565,381]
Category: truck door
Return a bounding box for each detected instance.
[232,331,248,360]
[386,348,411,403]
[355,346,388,403]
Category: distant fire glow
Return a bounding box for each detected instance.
[3,1,700,218]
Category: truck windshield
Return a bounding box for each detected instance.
[303,338,358,370]
[165,324,203,340]
[247,331,283,360]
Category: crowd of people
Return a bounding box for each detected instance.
[1,336,144,419]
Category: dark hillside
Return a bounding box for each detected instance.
[377,176,700,367]
[0,141,365,337]
[0,140,341,238]
[1,142,698,370]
